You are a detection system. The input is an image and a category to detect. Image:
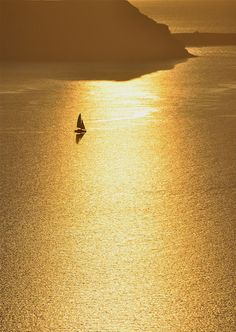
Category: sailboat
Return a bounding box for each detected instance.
[74,113,86,133]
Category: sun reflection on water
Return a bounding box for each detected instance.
[2,55,235,331]
[81,78,161,128]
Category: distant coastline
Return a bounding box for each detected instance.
[174,32,236,47]
[0,0,190,61]
[1,1,234,62]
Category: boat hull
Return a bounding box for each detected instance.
[74,129,86,133]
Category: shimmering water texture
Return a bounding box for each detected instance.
[1,47,236,331]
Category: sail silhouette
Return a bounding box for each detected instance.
[81,120,85,130]
[75,113,86,133]
[77,113,82,128]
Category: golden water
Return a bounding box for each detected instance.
[1,48,235,331]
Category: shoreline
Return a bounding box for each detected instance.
[174,32,236,47]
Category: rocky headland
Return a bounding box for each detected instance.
[0,0,191,61]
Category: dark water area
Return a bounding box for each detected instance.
[1,46,236,331]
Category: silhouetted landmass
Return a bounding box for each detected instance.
[3,60,185,82]
[174,32,236,47]
[0,0,191,61]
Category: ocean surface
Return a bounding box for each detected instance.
[132,0,236,33]
[1,1,236,332]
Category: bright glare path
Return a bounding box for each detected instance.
[1,47,236,331]
[83,78,161,126]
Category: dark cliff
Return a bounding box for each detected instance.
[0,0,191,61]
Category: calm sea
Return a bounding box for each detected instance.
[132,0,236,33]
[1,1,236,331]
